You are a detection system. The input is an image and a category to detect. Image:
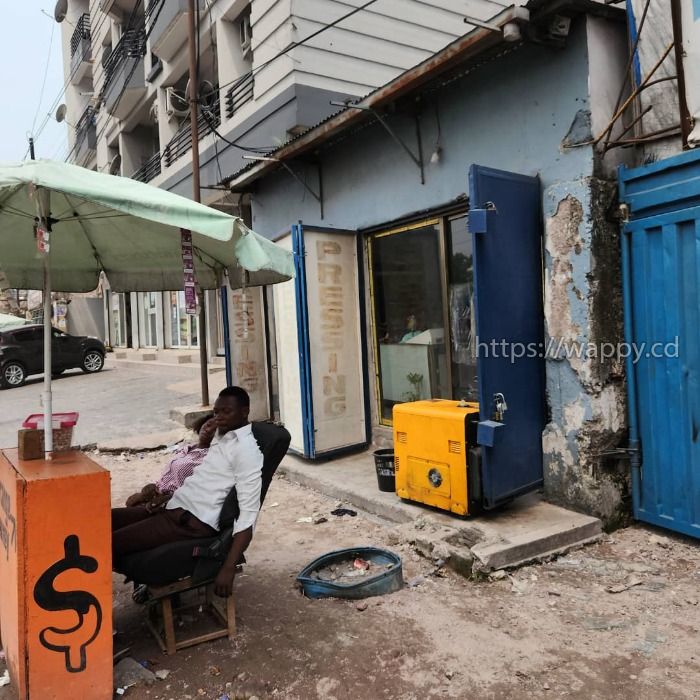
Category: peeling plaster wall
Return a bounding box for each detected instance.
[249,16,632,525]
[542,178,629,526]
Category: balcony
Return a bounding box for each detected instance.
[74,106,97,165]
[70,13,92,85]
[132,152,162,183]
[100,0,141,20]
[163,90,220,168]
[225,73,254,119]
[148,0,203,63]
[102,29,147,121]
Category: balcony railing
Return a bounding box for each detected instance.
[74,105,96,152]
[146,0,164,22]
[103,28,146,91]
[163,90,220,168]
[70,13,91,58]
[225,73,254,119]
[132,152,162,183]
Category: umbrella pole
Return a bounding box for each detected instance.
[43,254,53,456]
[188,0,210,406]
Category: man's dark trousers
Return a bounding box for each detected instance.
[112,506,217,559]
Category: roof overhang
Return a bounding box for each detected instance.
[225,1,623,192]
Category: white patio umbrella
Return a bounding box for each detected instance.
[0,160,294,454]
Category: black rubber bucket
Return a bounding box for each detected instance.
[373,449,396,492]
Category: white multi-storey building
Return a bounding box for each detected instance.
[59,0,470,360]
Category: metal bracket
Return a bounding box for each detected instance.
[278,161,324,219]
[242,155,324,218]
[330,101,425,184]
[469,202,498,234]
[596,439,641,468]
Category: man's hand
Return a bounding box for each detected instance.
[214,527,253,598]
[145,491,172,513]
[125,492,146,507]
[213,564,236,598]
[197,417,218,449]
[126,484,159,508]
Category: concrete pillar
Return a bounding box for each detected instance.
[541,177,629,527]
[130,292,140,349]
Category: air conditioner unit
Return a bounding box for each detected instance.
[165,87,189,120]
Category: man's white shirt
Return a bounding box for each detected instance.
[167,423,263,535]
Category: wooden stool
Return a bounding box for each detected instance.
[144,577,236,655]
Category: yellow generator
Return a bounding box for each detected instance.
[394,399,481,516]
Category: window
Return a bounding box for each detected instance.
[239,12,252,51]
[368,212,476,424]
[13,328,42,343]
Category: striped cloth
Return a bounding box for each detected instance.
[156,444,209,495]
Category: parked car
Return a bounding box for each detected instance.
[0,325,105,389]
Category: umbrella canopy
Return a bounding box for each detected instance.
[0,160,293,292]
[0,312,29,330]
[0,159,294,454]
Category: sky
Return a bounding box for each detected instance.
[1,2,69,162]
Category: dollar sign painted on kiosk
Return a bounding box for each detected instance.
[33,535,103,673]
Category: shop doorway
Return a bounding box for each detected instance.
[368,212,477,424]
[141,292,159,347]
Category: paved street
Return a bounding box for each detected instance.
[0,359,227,448]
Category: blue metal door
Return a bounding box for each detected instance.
[469,165,546,508]
[291,223,315,458]
[619,149,700,538]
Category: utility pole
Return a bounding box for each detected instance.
[187,0,210,406]
[670,0,691,149]
[29,137,36,160]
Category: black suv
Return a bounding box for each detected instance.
[0,325,106,389]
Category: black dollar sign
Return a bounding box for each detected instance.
[33,535,103,673]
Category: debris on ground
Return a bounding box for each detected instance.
[407,575,426,588]
[0,671,10,688]
[154,669,171,680]
[606,577,643,594]
[330,508,358,517]
[311,557,378,584]
[356,601,369,612]
[113,657,157,689]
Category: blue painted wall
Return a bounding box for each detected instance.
[251,20,594,237]
[248,17,631,524]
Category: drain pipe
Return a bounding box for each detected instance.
[621,220,641,516]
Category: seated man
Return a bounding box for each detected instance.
[122,414,216,512]
[112,386,263,597]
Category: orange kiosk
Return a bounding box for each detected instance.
[0,447,113,699]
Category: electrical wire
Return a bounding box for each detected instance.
[30,20,57,136]
[31,8,115,147]
[69,0,380,165]
[66,0,159,162]
[37,0,142,154]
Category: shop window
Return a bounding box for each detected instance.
[168,291,199,348]
[369,213,476,424]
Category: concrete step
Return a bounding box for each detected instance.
[278,451,602,574]
[111,358,225,374]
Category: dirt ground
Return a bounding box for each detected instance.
[3,448,700,699]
